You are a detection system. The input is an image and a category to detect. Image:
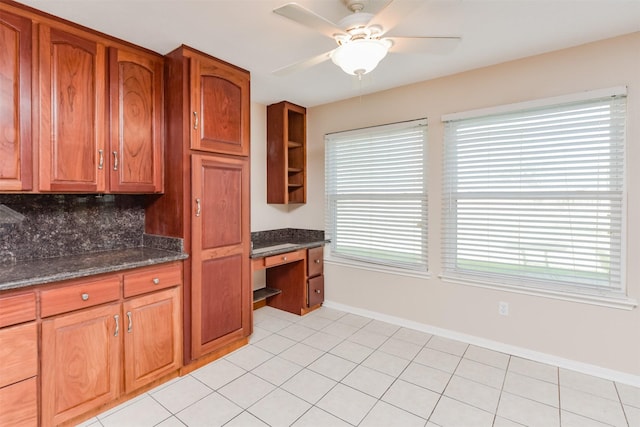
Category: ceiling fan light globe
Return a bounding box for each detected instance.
[330,38,390,75]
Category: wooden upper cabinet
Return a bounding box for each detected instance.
[39,25,107,192]
[190,56,250,157]
[0,10,32,191]
[109,47,163,193]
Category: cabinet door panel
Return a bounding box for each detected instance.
[123,287,181,392]
[190,58,249,156]
[41,303,120,426]
[109,47,163,193]
[0,377,38,427]
[199,158,242,248]
[0,322,37,388]
[191,154,250,359]
[307,246,324,277]
[39,26,106,192]
[308,275,324,307]
[0,10,32,191]
[200,255,243,344]
[0,291,36,327]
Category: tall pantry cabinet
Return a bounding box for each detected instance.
[146,45,251,365]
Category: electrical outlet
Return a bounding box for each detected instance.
[498,301,509,316]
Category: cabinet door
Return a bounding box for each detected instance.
[39,25,107,192]
[0,377,38,427]
[191,154,251,359]
[0,10,32,191]
[0,322,37,388]
[109,47,163,193]
[123,287,181,392]
[190,57,249,156]
[308,275,324,307]
[41,303,120,427]
[307,246,324,278]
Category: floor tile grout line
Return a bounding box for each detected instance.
[491,354,511,427]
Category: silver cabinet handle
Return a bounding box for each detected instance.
[98,149,104,170]
[114,314,119,337]
[113,151,119,171]
[193,111,199,130]
[152,278,160,285]
[195,198,201,217]
[126,311,132,333]
[81,293,89,301]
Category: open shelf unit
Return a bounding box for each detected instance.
[267,101,307,204]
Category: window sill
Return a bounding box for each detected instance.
[439,274,637,310]
[325,256,430,280]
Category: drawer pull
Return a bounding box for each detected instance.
[81,293,89,301]
[283,256,287,261]
[315,289,321,294]
[152,278,160,285]
[314,259,321,264]
[114,314,119,337]
[126,311,132,333]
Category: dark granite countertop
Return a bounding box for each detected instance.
[0,247,188,292]
[250,228,328,259]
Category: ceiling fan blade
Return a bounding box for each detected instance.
[388,36,461,54]
[368,0,424,36]
[272,49,335,76]
[273,3,344,38]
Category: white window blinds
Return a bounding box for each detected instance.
[325,119,428,271]
[442,92,626,294]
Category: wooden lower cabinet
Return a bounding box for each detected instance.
[0,291,38,427]
[40,263,183,426]
[123,287,181,392]
[259,246,325,315]
[41,303,121,426]
[0,322,38,427]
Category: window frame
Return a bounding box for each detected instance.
[440,87,635,309]
[324,118,429,275]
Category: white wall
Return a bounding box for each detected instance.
[250,32,640,380]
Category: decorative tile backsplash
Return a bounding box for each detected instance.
[0,194,145,263]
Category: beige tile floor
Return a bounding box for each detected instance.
[79,305,640,427]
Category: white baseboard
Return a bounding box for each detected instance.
[322,299,640,388]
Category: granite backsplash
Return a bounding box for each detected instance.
[0,194,147,263]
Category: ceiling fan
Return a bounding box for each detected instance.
[272,0,461,77]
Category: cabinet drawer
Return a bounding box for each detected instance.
[307,246,324,277]
[308,275,324,308]
[0,292,36,328]
[0,377,38,427]
[264,249,305,268]
[124,262,182,298]
[40,275,121,317]
[0,322,37,388]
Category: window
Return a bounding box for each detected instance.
[442,88,627,299]
[325,119,428,272]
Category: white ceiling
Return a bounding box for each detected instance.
[15,0,640,107]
